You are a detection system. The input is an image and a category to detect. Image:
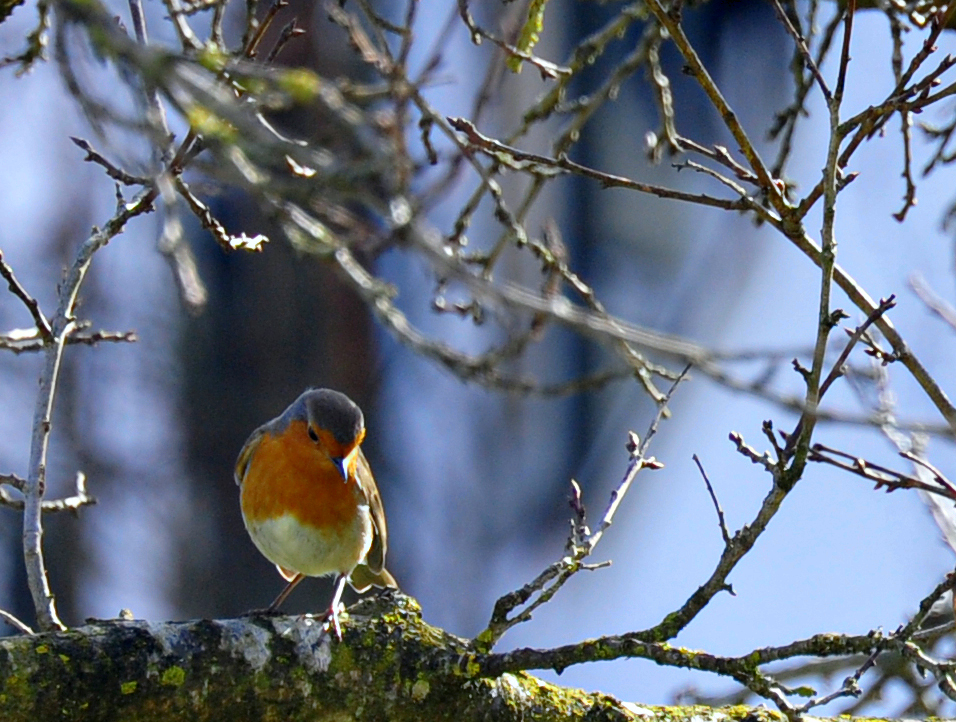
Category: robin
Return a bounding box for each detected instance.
[235,388,397,639]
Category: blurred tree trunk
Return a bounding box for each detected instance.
[177,238,375,617]
[174,0,377,619]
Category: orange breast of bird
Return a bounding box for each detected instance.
[239,419,372,579]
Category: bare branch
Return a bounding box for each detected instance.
[693,455,732,546]
[833,0,855,105]
[0,248,52,342]
[448,117,773,219]
[642,0,786,214]
[770,0,832,104]
[1,472,96,513]
[808,442,956,501]
[0,609,34,636]
[70,137,150,186]
[910,272,956,331]
[474,367,688,652]
[818,296,897,399]
[22,187,154,632]
[0,327,137,354]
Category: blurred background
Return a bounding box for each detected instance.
[2,0,956,716]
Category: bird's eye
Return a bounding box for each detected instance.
[307,426,319,442]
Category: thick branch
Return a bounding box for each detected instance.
[0,596,907,722]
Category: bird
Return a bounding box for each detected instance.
[235,388,397,639]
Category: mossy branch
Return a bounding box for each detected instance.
[0,594,915,722]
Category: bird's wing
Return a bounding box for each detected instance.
[234,424,268,486]
[356,448,388,574]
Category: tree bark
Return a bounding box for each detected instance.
[0,593,880,721]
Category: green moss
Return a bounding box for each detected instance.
[253,670,272,692]
[3,672,30,706]
[658,612,681,636]
[160,666,185,687]
[473,628,493,651]
[410,679,429,701]
[0,603,833,720]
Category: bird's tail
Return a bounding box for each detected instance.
[349,564,398,592]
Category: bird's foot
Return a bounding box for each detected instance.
[323,602,346,641]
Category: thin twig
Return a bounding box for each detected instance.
[453,0,569,79]
[448,117,775,220]
[808,442,956,501]
[128,0,174,164]
[693,454,732,546]
[1,472,96,513]
[833,0,855,104]
[642,0,786,214]
[910,272,956,331]
[0,249,52,342]
[0,328,137,354]
[586,366,689,551]
[161,0,202,50]
[473,367,689,652]
[770,0,832,103]
[786,0,855,469]
[70,137,150,186]
[22,188,154,632]
[244,0,289,59]
[818,296,896,398]
[265,20,304,63]
[0,609,34,635]
[783,229,956,435]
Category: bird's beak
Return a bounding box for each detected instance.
[332,457,347,480]
[333,446,360,481]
